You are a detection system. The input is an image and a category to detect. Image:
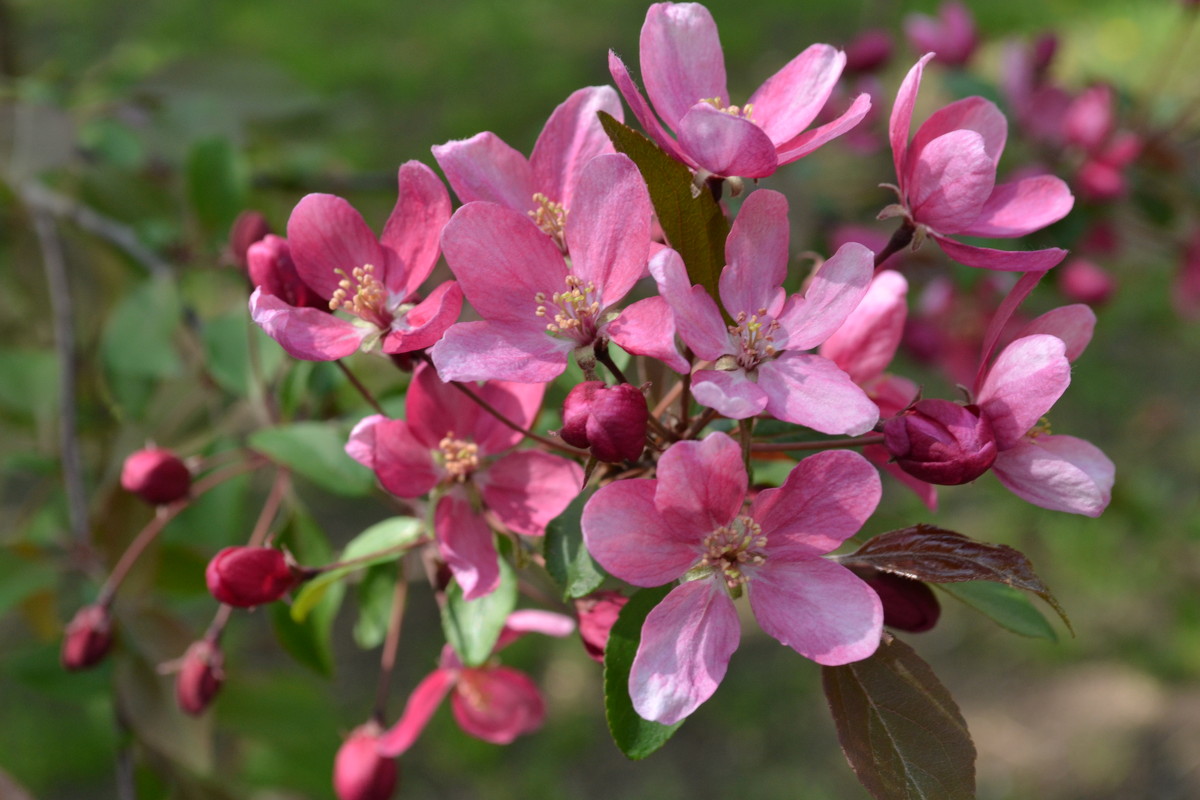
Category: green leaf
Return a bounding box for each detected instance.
[353,563,397,650]
[823,635,977,800]
[0,551,57,615]
[441,557,517,668]
[291,517,422,622]
[603,585,682,759]
[186,137,247,237]
[937,581,1059,642]
[270,511,340,676]
[599,112,729,306]
[200,309,284,396]
[101,277,182,378]
[0,349,57,418]
[544,489,606,599]
[249,422,375,497]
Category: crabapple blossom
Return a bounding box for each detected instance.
[334,724,398,800]
[246,234,326,311]
[609,2,871,180]
[560,381,648,463]
[582,432,883,724]
[903,1,978,67]
[883,399,998,485]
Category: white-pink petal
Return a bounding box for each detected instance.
[649,248,730,361]
[565,153,651,307]
[960,174,1074,239]
[431,132,536,211]
[641,2,728,128]
[907,129,996,233]
[977,334,1070,449]
[582,479,702,586]
[748,43,844,145]
[430,320,573,384]
[654,433,747,535]
[380,160,452,296]
[820,269,908,385]
[992,434,1114,517]
[933,235,1068,272]
[377,668,456,756]
[758,352,880,435]
[607,296,691,374]
[889,53,936,189]
[776,241,874,351]
[720,189,790,316]
[676,104,778,178]
[1016,304,1095,363]
[530,85,623,210]
[775,92,872,164]
[690,369,769,420]
[286,194,386,301]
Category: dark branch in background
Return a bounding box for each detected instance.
[0,0,19,79]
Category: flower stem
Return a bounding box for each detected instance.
[875,221,915,270]
[336,359,386,415]
[749,434,885,453]
[372,564,409,724]
[448,380,587,458]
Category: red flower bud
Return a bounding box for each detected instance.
[61,604,114,671]
[205,547,300,608]
[120,447,191,506]
[560,381,648,463]
[334,724,398,800]
[228,210,273,271]
[574,591,629,663]
[883,399,997,485]
[863,572,941,633]
[176,640,224,716]
[844,29,892,73]
[247,234,328,311]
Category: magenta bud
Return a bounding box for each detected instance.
[560,381,648,463]
[884,399,998,485]
[1032,32,1058,74]
[121,447,191,506]
[1058,258,1116,306]
[176,640,224,716]
[864,572,941,633]
[844,29,893,73]
[61,604,114,671]
[247,234,328,311]
[205,547,301,608]
[228,210,273,270]
[334,724,399,800]
[574,591,629,663]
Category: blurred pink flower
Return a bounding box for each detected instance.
[904,1,978,67]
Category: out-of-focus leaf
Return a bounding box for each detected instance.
[0,553,57,616]
[441,558,516,668]
[291,517,421,622]
[200,310,284,397]
[0,102,75,182]
[186,137,247,237]
[545,489,606,600]
[603,584,682,759]
[0,349,57,418]
[841,524,1070,631]
[79,118,145,169]
[599,112,729,307]
[249,422,375,497]
[937,581,1059,642]
[101,277,182,378]
[353,563,397,650]
[271,511,340,676]
[823,634,976,800]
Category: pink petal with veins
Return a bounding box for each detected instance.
[641,2,727,127]
[249,288,366,361]
[992,434,1114,517]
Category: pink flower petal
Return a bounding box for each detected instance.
[889,53,936,191]
[758,352,880,435]
[474,380,546,455]
[481,450,583,537]
[992,434,1114,517]
[720,189,790,315]
[630,578,740,724]
[908,96,1007,176]
[403,361,478,448]
[747,43,844,145]
[345,414,385,470]
[452,666,545,744]
[608,50,692,164]
[775,92,872,163]
[748,557,882,665]
[960,174,1074,239]
[607,296,691,374]
[690,368,769,419]
[436,494,500,601]
[649,248,730,361]
[381,280,463,355]
[565,154,651,307]
[502,610,576,640]
[431,132,536,211]
[372,418,440,498]
[249,287,366,361]
[977,334,1070,449]
[377,668,456,756]
[381,160,452,296]
[654,432,747,535]
[751,449,881,556]
[582,479,703,586]
[820,269,908,385]
[286,194,385,301]
[641,2,728,128]
[907,129,996,233]
[430,320,573,383]
[1016,304,1095,362]
[865,443,939,510]
[932,235,1068,272]
[776,241,874,351]
[676,104,779,178]
[530,85,623,209]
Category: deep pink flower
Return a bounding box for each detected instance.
[176,639,224,716]
[247,234,326,311]
[861,571,941,633]
[121,447,191,506]
[378,611,574,755]
[560,381,648,463]
[432,86,622,251]
[346,363,582,599]
[903,2,978,67]
[652,189,878,434]
[582,432,883,724]
[1058,258,1115,306]
[250,161,462,361]
[575,591,630,663]
[227,210,271,270]
[431,153,684,383]
[883,399,998,485]
[885,54,1075,272]
[844,29,893,74]
[608,2,870,179]
[334,723,398,800]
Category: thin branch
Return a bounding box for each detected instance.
[749,434,884,453]
[336,359,385,415]
[372,565,408,724]
[448,380,587,457]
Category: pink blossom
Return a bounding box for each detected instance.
[608,2,870,179]
[652,189,878,434]
[1057,258,1116,306]
[903,2,978,67]
[250,161,462,361]
[431,153,685,383]
[246,234,327,312]
[432,86,622,251]
[378,611,574,755]
[346,363,582,599]
[582,432,883,724]
[120,447,191,506]
[333,723,397,800]
[885,54,1075,272]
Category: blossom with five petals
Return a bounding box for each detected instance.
[609,2,870,179]
[582,432,883,724]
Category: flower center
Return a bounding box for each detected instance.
[535,275,601,342]
[701,515,768,589]
[727,308,781,370]
[701,97,755,120]
[529,193,568,252]
[329,264,391,327]
[438,433,480,480]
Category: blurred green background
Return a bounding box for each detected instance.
[3,0,1199,798]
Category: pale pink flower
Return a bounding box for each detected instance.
[652,189,878,435]
[430,153,685,383]
[250,161,462,361]
[904,2,978,67]
[608,2,870,179]
[885,54,1075,272]
[346,363,582,599]
[582,432,883,724]
[377,611,575,754]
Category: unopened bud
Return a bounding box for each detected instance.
[560,381,648,463]
[205,547,301,608]
[176,640,224,715]
[62,604,114,671]
[121,447,191,506]
[247,234,328,310]
[228,210,272,270]
[863,572,941,633]
[334,723,398,800]
[884,399,997,485]
[574,591,629,663]
[844,29,892,73]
